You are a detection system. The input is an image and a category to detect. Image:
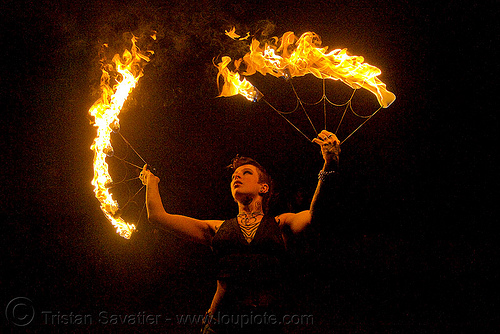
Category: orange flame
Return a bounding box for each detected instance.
[225,27,250,40]
[88,36,152,239]
[217,30,395,107]
[216,56,263,102]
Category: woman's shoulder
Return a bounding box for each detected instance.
[274,212,294,228]
[212,217,237,234]
[204,219,227,235]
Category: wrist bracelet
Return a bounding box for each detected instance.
[318,169,336,182]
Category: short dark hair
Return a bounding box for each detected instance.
[228,155,273,213]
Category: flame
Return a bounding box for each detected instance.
[217,30,395,108]
[225,27,250,40]
[216,56,262,102]
[89,36,152,239]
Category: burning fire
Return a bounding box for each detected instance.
[225,27,250,40]
[89,36,152,239]
[216,30,395,107]
[216,56,263,102]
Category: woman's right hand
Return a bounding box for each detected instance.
[140,164,160,186]
[312,130,340,167]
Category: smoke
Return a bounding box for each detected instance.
[83,1,274,102]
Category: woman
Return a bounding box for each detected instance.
[140,130,340,333]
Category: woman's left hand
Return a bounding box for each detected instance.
[312,130,341,166]
[140,164,160,186]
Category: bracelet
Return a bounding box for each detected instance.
[318,169,336,182]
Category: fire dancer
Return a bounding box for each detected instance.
[140,130,340,333]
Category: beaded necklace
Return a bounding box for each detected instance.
[237,212,263,243]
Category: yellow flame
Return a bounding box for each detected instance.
[217,31,395,108]
[89,36,151,239]
[225,27,240,40]
[225,27,250,40]
[216,56,262,102]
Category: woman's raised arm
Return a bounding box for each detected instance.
[140,165,222,245]
[277,130,340,234]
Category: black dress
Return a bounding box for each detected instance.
[208,215,287,333]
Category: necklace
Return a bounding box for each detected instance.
[237,211,264,225]
[237,212,263,243]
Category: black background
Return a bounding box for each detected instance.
[1,0,496,332]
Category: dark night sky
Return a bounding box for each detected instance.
[1,0,496,332]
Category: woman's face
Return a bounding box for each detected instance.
[230,164,265,200]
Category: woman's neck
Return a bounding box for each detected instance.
[237,198,264,216]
